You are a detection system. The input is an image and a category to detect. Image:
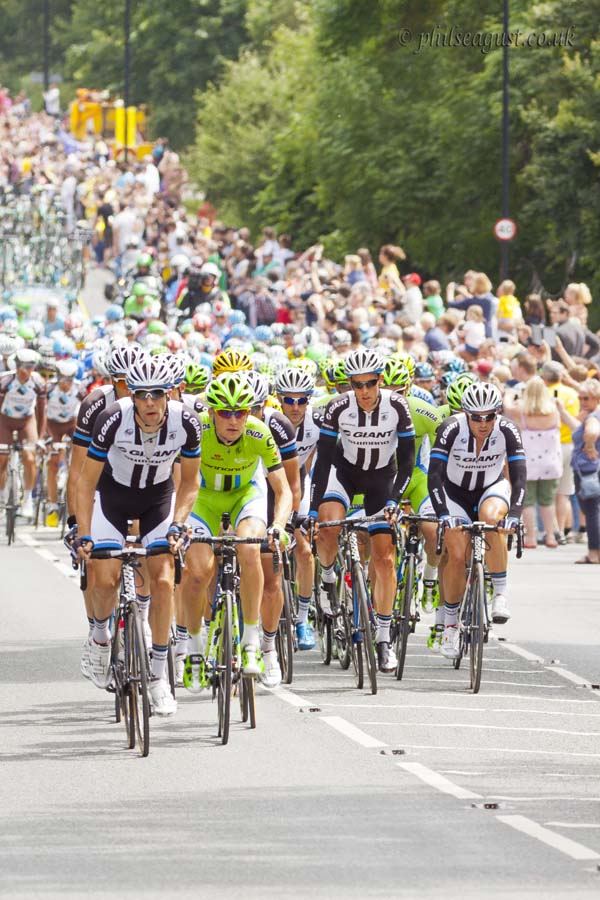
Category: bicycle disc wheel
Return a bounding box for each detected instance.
[394,555,415,681]
[217,593,233,744]
[128,605,151,757]
[354,564,377,695]
[469,562,486,694]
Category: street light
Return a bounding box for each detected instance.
[501,0,510,280]
[124,0,131,161]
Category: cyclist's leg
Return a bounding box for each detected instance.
[478,480,511,623]
[439,488,472,659]
[295,472,315,643]
[182,490,221,654]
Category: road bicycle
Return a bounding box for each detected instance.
[436,520,523,693]
[314,514,388,695]
[186,515,275,745]
[275,538,297,685]
[0,431,25,545]
[392,512,438,680]
[80,545,177,757]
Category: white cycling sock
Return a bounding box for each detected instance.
[444,603,459,628]
[136,594,151,622]
[321,563,336,584]
[424,562,438,582]
[150,644,168,681]
[175,624,188,656]
[243,622,259,647]
[490,572,508,597]
[376,613,392,643]
[261,627,277,652]
[23,488,32,502]
[92,617,111,645]
[297,595,311,624]
[435,606,445,627]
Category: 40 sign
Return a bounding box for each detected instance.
[494,218,517,241]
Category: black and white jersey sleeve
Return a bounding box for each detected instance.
[72,385,116,448]
[88,398,202,489]
[264,407,297,461]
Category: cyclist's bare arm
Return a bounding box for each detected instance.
[282,456,302,513]
[267,467,293,530]
[173,456,200,523]
[75,457,105,538]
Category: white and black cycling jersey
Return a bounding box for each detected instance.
[88,398,202,490]
[46,379,87,423]
[73,384,116,448]
[428,413,527,517]
[319,391,414,469]
[182,392,207,415]
[310,390,415,512]
[294,404,322,467]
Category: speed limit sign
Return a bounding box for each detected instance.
[494,218,517,241]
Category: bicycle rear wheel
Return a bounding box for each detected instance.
[276,578,295,685]
[217,593,233,745]
[127,604,151,757]
[240,674,256,728]
[33,466,45,528]
[5,470,17,546]
[354,563,377,695]
[394,555,415,681]
[469,563,485,694]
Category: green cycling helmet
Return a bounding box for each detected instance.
[132,281,150,298]
[18,322,36,341]
[290,357,319,378]
[333,359,349,385]
[383,357,412,391]
[147,320,168,335]
[391,351,416,379]
[205,372,255,410]
[149,344,169,355]
[185,362,211,394]
[446,372,478,411]
[137,253,153,268]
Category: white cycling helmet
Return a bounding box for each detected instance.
[200,262,221,279]
[92,350,110,377]
[166,353,186,386]
[244,370,270,406]
[461,381,503,414]
[15,348,40,366]
[0,335,18,356]
[343,348,384,377]
[106,343,144,377]
[56,359,79,379]
[126,354,173,391]
[275,366,315,395]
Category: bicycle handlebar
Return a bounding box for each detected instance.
[79,545,175,590]
[435,520,523,556]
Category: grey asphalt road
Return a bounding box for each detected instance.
[1,520,599,900]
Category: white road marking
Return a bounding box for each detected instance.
[545,667,591,687]
[275,688,311,708]
[319,694,598,705]
[318,703,600,718]
[320,716,387,748]
[17,531,77,584]
[400,678,565,689]
[396,743,600,759]
[397,761,482,800]
[402,665,539,674]
[359,721,600,737]
[496,641,545,664]
[497,815,600,861]
[545,822,600,829]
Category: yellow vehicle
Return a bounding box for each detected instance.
[69,89,153,160]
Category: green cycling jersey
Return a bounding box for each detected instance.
[196,410,281,492]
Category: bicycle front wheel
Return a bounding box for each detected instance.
[354,563,377,695]
[276,578,295,685]
[394,555,415,681]
[217,594,233,744]
[127,604,151,757]
[469,562,486,694]
[5,471,16,546]
[241,674,256,729]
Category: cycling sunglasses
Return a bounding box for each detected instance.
[350,377,379,391]
[133,389,168,401]
[216,409,248,419]
[468,412,497,422]
[281,396,309,406]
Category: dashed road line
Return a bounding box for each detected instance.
[397,761,482,800]
[359,721,600,737]
[497,815,600,861]
[320,715,387,748]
